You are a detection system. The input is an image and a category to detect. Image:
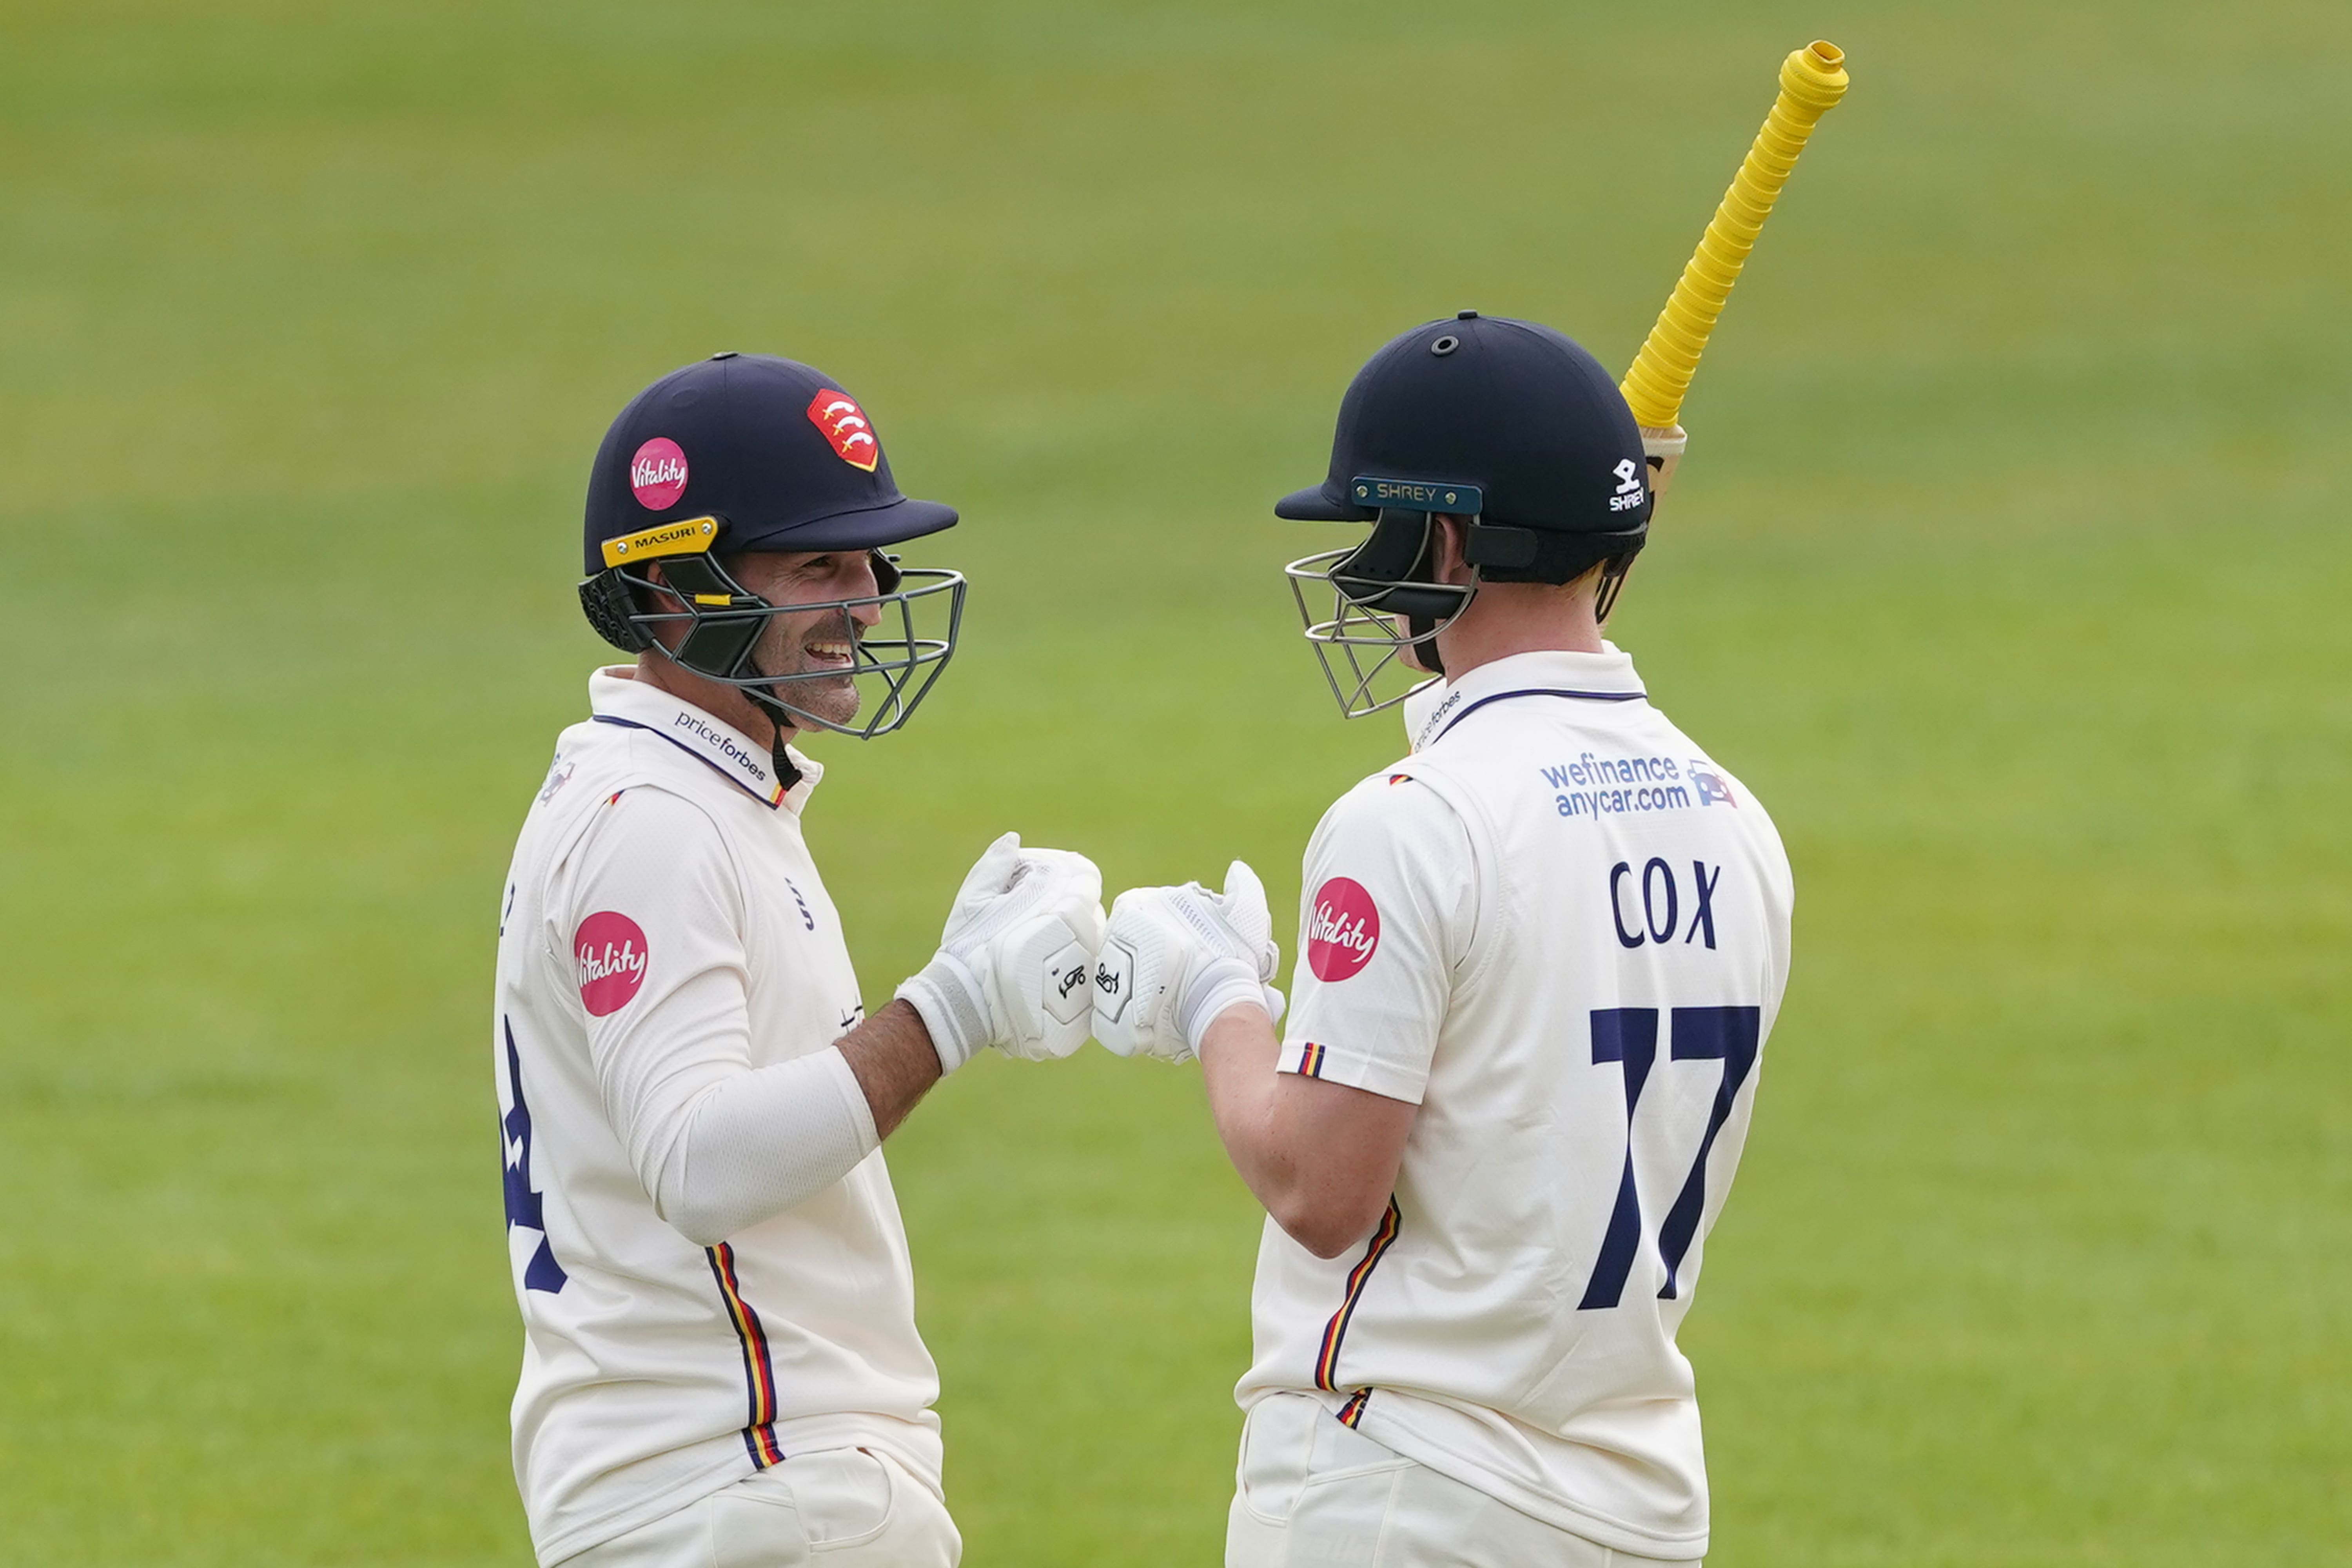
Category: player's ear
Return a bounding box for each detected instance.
[1430,515,1475,584]
[639,561,684,612]
[630,564,696,656]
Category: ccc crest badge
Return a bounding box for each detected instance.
[805,389,881,472]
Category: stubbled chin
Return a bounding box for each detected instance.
[795,672,860,724]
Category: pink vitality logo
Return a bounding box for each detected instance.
[629,437,689,509]
[575,911,650,1015]
[1306,877,1380,982]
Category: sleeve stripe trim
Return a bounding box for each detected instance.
[1314,1197,1403,1392]
[705,1243,787,1468]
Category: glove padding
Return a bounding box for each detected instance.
[897,832,1107,1071]
[1093,860,1286,1064]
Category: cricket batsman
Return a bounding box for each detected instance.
[1093,314,1796,1563]
[493,352,1103,1566]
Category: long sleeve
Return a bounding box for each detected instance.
[550,785,879,1245]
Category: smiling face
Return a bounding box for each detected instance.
[726,549,884,728]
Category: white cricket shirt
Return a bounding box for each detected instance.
[493,670,940,1564]
[1238,646,1795,1559]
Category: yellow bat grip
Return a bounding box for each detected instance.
[1619,40,1850,431]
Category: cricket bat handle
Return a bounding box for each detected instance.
[1621,39,1850,500]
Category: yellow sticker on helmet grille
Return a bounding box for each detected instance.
[601,516,720,569]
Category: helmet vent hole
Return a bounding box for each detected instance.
[1430,336,1460,357]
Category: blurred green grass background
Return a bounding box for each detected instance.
[3,1,2347,1563]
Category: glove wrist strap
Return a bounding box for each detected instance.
[1180,957,1269,1060]
[897,951,991,1074]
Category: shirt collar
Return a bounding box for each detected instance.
[1407,644,1647,752]
[586,667,823,812]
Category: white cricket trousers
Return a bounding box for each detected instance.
[562,1447,959,1568]
[1226,1394,1699,1568]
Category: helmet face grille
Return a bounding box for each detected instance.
[1281,506,1479,719]
[574,552,967,740]
[1284,545,1472,720]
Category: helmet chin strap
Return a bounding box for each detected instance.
[734,596,870,793]
[692,578,804,793]
[763,707,803,792]
[1593,555,1633,625]
[742,664,805,793]
[1403,521,1474,677]
[1405,613,1446,677]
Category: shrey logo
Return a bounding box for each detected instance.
[1306,877,1381,982]
[630,437,689,509]
[1608,457,1646,513]
[575,911,650,1016]
[805,390,880,472]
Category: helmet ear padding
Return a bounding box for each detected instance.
[650,555,767,676]
[1461,524,1538,571]
[579,555,770,672]
[580,570,653,652]
[1475,523,1647,586]
[1329,510,1468,622]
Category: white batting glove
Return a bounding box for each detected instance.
[897,832,1107,1071]
[1093,860,1286,1064]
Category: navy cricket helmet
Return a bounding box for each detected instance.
[582,351,956,573]
[577,352,966,743]
[1279,312,1652,716]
